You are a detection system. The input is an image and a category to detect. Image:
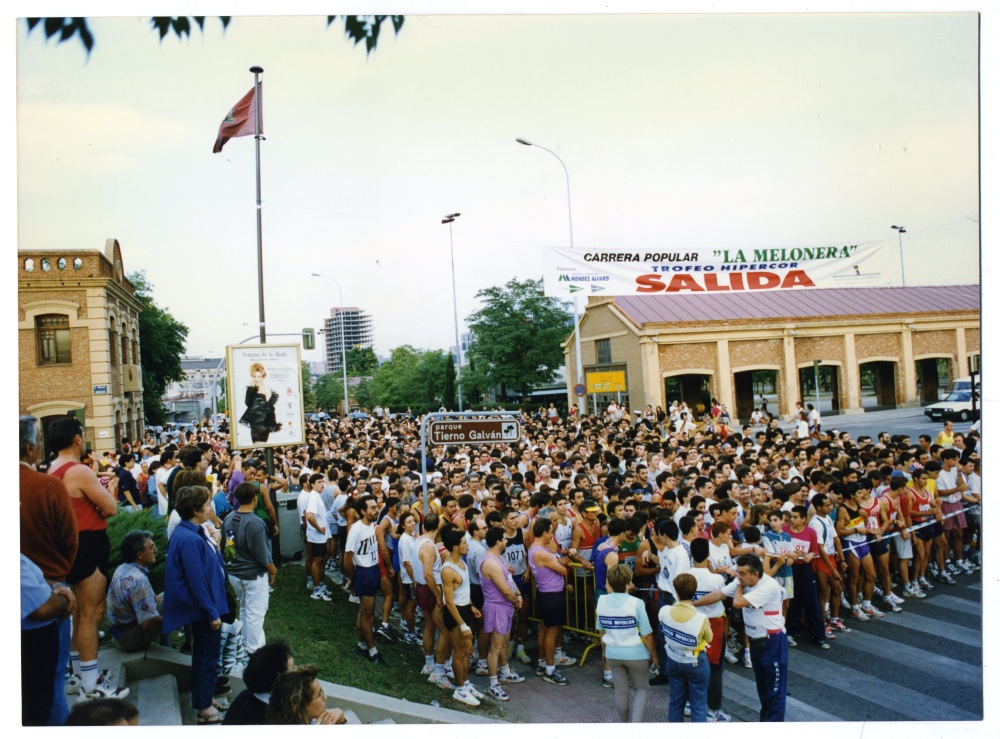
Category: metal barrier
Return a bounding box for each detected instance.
[526,562,603,667]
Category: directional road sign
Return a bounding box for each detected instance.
[429,419,521,445]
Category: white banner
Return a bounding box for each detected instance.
[542,240,898,297]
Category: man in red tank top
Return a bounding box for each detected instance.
[46,417,127,702]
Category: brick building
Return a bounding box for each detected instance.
[18,238,144,456]
[564,285,980,421]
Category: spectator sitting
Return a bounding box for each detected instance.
[106,530,163,652]
[223,641,293,725]
[267,665,346,725]
[65,698,139,726]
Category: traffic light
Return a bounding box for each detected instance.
[302,327,315,350]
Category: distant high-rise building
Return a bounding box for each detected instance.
[324,307,373,374]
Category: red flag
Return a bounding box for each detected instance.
[212,84,262,153]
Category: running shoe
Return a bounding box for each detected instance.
[872,584,883,597]
[306,578,313,590]
[850,604,870,622]
[824,625,836,640]
[726,633,740,654]
[742,652,752,669]
[946,562,962,576]
[861,603,885,618]
[452,686,480,706]
[937,572,957,586]
[840,593,852,610]
[445,667,456,681]
[428,673,455,690]
[420,664,433,676]
[465,683,486,700]
[488,683,510,701]
[684,702,691,717]
[958,560,976,575]
[902,583,925,599]
[927,562,939,577]
[918,576,935,591]
[367,652,390,668]
[708,709,732,722]
[882,596,902,613]
[542,670,569,685]
[65,673,83,695]
[310,588,332,602]
[348,594,361,604]
[78,680,130,702]
[723,651,739,665]
[404,632,423,645]
[499,670,525,684]
[786,636,798,647]
[376,625,395,642]
[815,640,831,650]
[516,648,532,665]
[887,591,905,605]
[553,653,576,667]
[602,674,614,688]
[475,663,490,677]
[535,664,546,677]
[828,617,851,632]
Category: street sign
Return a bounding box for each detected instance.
[429,419,521,445]
[574,383,586,397]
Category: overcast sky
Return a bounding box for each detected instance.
[14,2,989,367]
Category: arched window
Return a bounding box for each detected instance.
[36,314,71,364]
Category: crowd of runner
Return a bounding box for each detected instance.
[20,399,982,723]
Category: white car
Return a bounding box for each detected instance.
[924,388,980,422]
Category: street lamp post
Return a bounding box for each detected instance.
[891,225,907,286]
[442,213,464,411]
[311,273,351,416]
[515,137,587,418]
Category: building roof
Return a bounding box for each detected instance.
[180,357,223,371]
[610,284,980,327]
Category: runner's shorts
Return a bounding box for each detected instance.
[892,534,913,559]
[536,590,567,627]
[843,540,871,560]
[912,520,934,542]
[415,583,436,614]
[443,603,475,632]
[309,541,327,558]
[482,601,514,635]
[775,574,794,600]
[353,564,381,598]
[811,556,834,578]
[67,530,110,585]
[941,501,967,531]
[868,538,890,557]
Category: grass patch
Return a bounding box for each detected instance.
[264,564,504,718]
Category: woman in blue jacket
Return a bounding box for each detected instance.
[163,485,229,724]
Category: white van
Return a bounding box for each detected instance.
[924,376,981,422]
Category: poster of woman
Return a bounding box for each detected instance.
[226,344,305,450]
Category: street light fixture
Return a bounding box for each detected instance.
[515,136,586,417]
[311,273,351,416]
[442,213,465,412]
[891,225,907,286]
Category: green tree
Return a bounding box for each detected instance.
[24,16,403,55]
[363,345,448,415]
[301,361,316,410]
[443,353,457,410]
[346,346,379,376]
[130,271,189,425]
[314,373,345,412]
[466,278,571,400]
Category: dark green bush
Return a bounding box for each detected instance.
[106,506,168,592]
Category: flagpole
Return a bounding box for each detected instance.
[251,65,266,344]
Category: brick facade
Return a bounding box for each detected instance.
[18,239,145,456]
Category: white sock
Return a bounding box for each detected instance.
[80,660,100,692]
[70,651,81,676]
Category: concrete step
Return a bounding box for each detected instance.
[126,674,182,726]
[343,709,362,724]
